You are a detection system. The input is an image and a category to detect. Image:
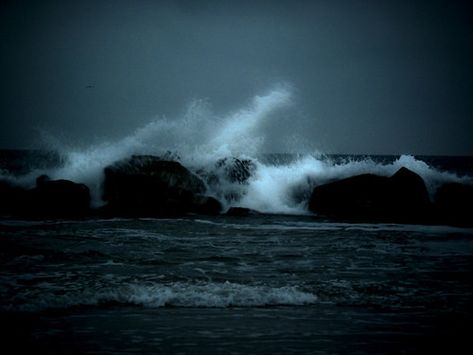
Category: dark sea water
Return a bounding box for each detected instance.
[1,150,473,354]
[1,216,472,354]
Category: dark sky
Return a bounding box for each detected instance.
[1,0,472,155]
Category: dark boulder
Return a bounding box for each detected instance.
[225,207,261,216]
[102,155,221,216]
[189,195,222,215]
[0,179,26,216]
[434,183,473,226]
[308,167,432,223]
[26,176,90,217]
[36,174,50,186]
[104,155,206,197]
[387,167,432,220]
[308,173,390,219]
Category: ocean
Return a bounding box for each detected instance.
[1,150,473,354]
[1,90,472,353]
[1,213,472,354]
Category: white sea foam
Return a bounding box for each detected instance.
[29,85,293,206]
[235,154,472,214]
[6,85,472,212]
[5,282,318,312]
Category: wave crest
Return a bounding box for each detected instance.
[4,282,318,312]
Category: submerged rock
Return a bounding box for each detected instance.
[189,195,222,215]
[225,207,261,216]
[102,155,221,216]
[308,167,432,223]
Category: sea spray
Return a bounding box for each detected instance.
[235,154,473,214]
[2,86,472,212]
[29,86,293,206]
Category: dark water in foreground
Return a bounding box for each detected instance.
[1,215,472,354]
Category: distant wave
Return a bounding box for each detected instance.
[2,281,317,312]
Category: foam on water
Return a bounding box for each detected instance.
[3,281,317,312]
[3,85,472,212]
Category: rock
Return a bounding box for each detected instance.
[104,155,206,196]
[387,167,432,220]
[0,179,26,216]
[27,176,90,217]
[434,183,473,226]
[308,167,432,223]
[36,174,50,186]
[290,176,318,205]
[308,173,389,219]
[189,195,222,215]
[225,207,261,216]
[215,157,256,184]
[102,155,220,216]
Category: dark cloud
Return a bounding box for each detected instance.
[1,0,472,154]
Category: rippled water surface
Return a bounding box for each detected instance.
[1,216,472,354]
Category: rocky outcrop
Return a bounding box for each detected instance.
[434,182,473,226]
[215,157,256,184]
[225,207,261,216]
[1,175,90,218]
[189,195,222,215]
[102,155,222,216]
[388,167,432,219]
[0,179,26,216]
[308,167,433,223]
[308,173,388,219]
[26,175,91,217]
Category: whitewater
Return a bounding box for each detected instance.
[4,86,471,214]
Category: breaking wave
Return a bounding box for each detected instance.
[3,282,317,312]
[1,85,472,213]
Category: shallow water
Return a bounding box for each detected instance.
[1,215,472,353]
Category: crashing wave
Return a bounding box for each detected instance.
[0,86,471,214]
[3,281,318,312]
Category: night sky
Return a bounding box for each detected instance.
[1,0,472,155]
